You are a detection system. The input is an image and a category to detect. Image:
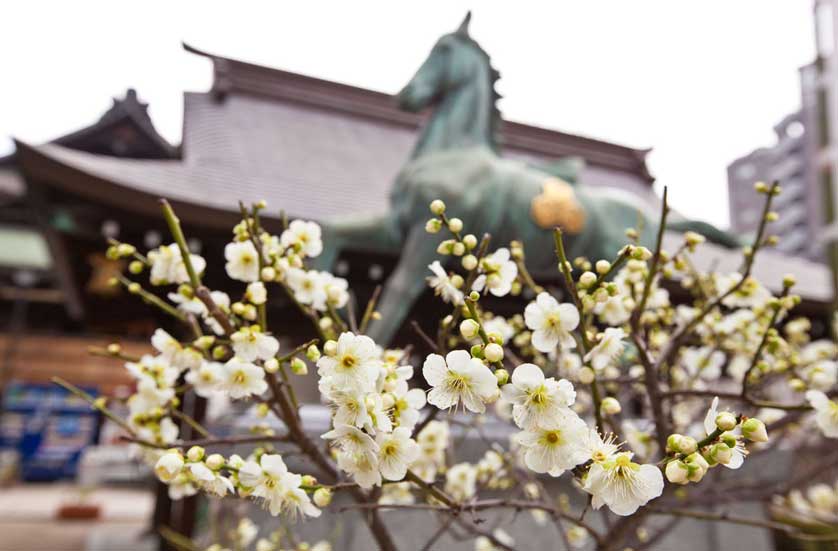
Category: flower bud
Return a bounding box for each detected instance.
[260,267,276,281]
[708,442,732,465]
[212,345,229,360]
[246,282,267,305]
[494,368,509,385]
[578,366,595,385]
[463,234,478,250]
[665,459,689,485]
[460,319,480,339]
[715,411,738,431]
[468,290,480,302]
[452,242,466,256]
[128,282,141,294]
[263,358,280,374]
[470,344,484,358]
[301,474,317,487]
[324,340,338,356]
[154,451,184,482]
[484,343,504,363]
[600,397,621,415]
[129,260,144,274]
[306,344,321,362]
[462,254,478,271]
[450,274,464,289]
[205,453,225,470]
[313,487,332,508]
[684,452,709,482]
[290,357,308,375]
[429,199,446,215]
[186,446,205,463]
[579,271,597,288]
[425,219,442,234]
[782,274,796,289]
[742,418,768,443]
[448,218,463,233]
[256,403,269,418]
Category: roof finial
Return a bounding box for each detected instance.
[456,11,472,36]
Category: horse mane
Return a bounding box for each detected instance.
[451,33,502,152]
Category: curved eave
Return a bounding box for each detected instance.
[14,140,273,231]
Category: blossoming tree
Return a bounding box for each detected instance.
[57,181,838,551]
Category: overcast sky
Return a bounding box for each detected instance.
[0,1,816,227]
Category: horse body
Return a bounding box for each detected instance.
[318,14,726,344]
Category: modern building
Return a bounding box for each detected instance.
[726,51,834,261]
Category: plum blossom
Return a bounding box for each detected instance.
[280,220,323,258]
[376,427,420,481]
[515,409,590,476]
[423,350,497,413]
[583,452,664,516]
[806,391,838,438]
[472,248,518,297]
[225,241,260,282]
[239,454,320,518]
[317,332,381,393]
[524,292,579,353]
[231,326,280,362]
[427,261,463,305]
[219,357,268,399]
[148,243,206,286]
[500,363,576,430]
[585,328,626,371]
[185,361,224,398]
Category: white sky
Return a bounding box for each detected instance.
[0,1,816,227]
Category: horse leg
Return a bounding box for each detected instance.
[313,214,401,271]
[365,222,440,345]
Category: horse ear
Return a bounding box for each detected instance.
[456,11,472,36]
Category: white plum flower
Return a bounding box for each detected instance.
[287,268,327,309]
[681,346,725,381]
[702,397,746,469]
[231,326,280,362]
[225,241,261,282]
[188,462,234,497]
[323,424,379,456]
[806,390,838,438]
[184,361,224,398]
[151,328,202,371]
[482,316,515,343]
[524,292,579,353]
[585,328,626,371]
[280,220,323,258]
[802,360,838,392]
[154,451,184,482]
[148,243,206,286]
[239,454,320,518]
[376,427,420,481]
[391,381,427,430]
[325,389,373,430]
[716,273,772,309]
[500,363,576,430]
[317,332,381,393]
[245,281,267,305]
[427,261,463,305]
[445,462,478,501]
[583,452,664,516]
[472,248,518,297]
[219,357,268,399]
[128,378,175,416]
[337,450,382,489]
[126,354,180,388]
[321,272,350,310]
[579,429,620,464]
[515,409,590,476]
[423,350,497,413]
[594,295,631,326]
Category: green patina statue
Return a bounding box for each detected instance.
[319,13,737,344]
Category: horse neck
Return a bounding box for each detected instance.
[410,78,496,160]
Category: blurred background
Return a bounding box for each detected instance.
[0,1,836,550]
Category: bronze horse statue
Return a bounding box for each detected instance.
[318,13,737,344]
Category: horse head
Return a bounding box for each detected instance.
[396,12,501,160]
